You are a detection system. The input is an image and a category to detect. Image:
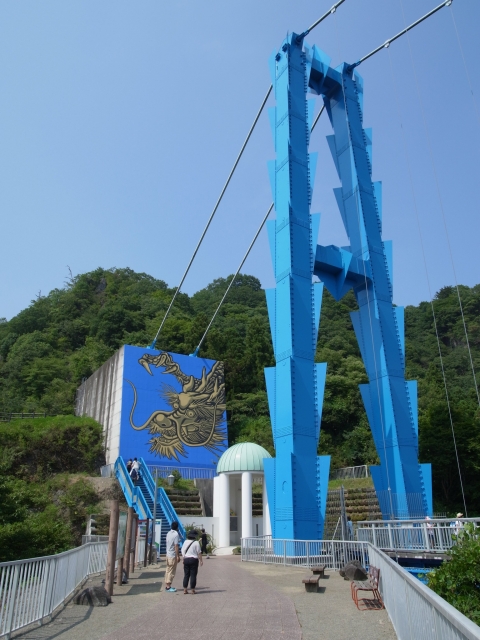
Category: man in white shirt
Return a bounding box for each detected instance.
[165,521,181,592]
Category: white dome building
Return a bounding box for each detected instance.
[213,442,272,548]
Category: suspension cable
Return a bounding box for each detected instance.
[347,0,453,72]
[397,0,479,414]
[387,47,467,517]
[392,0,469,513]
[449,5,480,128]
[149,4,350,350]
[296,0,347,42]
[190,106,325,357]
[149,85,272,350]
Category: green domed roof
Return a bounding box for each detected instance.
[217,442,272,473]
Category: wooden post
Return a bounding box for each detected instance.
[124,507,134,579]
[143,518,150,567]
[105,500,119,596]
[116,555,124,586]
[131,515,138,573]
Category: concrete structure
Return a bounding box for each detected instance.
[76,345,227,469]
[213,443,272,547]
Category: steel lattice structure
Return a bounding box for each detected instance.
[264,33,432,537]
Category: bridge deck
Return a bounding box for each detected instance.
[16,557,395,640]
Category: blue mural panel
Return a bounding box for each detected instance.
[120,345,227,468]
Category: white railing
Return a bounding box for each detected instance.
[81,535,109,544]
[241,537,480,640]
[330,465,370,480]
[241,537,370,570]
[357,518,480,552]
[368,545,480,640]
[0,542,108,639]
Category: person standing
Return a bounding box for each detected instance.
[165,521,181,592]
[182,530,203,594]
[130,458,140,483]
[126,459,133,474]
[200,528,209,558]
[346,516,354,541]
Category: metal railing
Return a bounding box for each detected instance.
[0,412,53,423]
[367,544,480,640]
[100,463,115,478]
[357,518,480,552]
[0,542,107,639]
[114,458,150,520]
[241,537,480,640]
[241,537,370,570]
[147,465,217,480]
[139,459,186,541]
[329,465,370,480]
[81,535,109,544]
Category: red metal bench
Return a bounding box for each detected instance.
[350,566,383,610]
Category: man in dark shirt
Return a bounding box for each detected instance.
[200,528,209,558]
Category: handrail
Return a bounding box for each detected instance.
[114,457,150,519]
[137,458,186,540]
[0,542,108,638]
[158,487,186,542]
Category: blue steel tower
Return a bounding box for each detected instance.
[264,34,432,528]
[263,34,330,540]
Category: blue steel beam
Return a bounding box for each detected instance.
[263,33,431,526]
[263,34,330,540]
[309,53,432,519]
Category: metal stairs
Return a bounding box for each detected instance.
[114,456,185,555]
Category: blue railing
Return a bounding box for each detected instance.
[158,487,186,541]
[147,464,217,480]
[138,458,186,541]
[114,457,150,519]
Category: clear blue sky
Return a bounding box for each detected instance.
[1,0,479,320]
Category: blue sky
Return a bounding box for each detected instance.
[1,0,479,320]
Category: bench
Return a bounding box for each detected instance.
[302,574,321,592]
[350,566,383,610]
[311,565,325,578]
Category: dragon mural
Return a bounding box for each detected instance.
[125,351,226,461]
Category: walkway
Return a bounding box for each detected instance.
[16,557,395,640]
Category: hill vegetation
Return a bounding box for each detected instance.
[0,267,479,518]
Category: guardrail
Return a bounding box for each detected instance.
[0,542,108,639]
[357,518,480,552]
[367,544,480,640]
[241,537,480,640]
[147,465,217,480]
[0,412,53,423]
[139,459,186,541]
[329,465,370,480]
[241,537,370,570]
[114,458,150,520]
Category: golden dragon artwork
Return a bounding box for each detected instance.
[126,351,226,461]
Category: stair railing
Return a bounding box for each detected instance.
[114,457,151,519]
[138,458,186,541]
[158,487,186,541]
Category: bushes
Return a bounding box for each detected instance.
[0,416,105,477]
[427,523,480,624]
[0,416,104,561]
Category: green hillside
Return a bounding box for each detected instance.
[1,268,479,514]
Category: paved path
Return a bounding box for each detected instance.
[16,557,396,640]
[237,560,395,640]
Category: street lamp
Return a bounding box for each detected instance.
[167,474,175,487]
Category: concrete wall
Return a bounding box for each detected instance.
[195,478,213,517]
[178,517,219,547]
[75,346,124,465]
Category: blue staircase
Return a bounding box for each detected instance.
[114,457,185,554]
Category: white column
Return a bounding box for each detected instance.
[241,471,253,540]
[263,477,272,536]
[218,473,230,548]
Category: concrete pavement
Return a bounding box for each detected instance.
[15,556,395,640]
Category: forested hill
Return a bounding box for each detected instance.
[0,267,479,512]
